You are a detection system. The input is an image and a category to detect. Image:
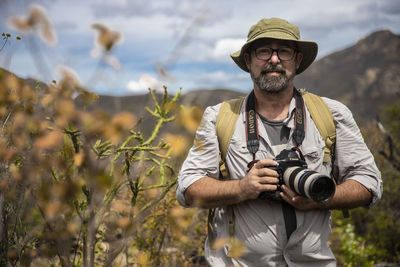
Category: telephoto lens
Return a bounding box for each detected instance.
[282,167,336,202]
[274,148,336,202]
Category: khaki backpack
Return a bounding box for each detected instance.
[210,91,342,242]
[215,90,336,178]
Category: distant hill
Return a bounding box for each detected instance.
[92,88,243,116]
[295,30,400,122]
[81,89,245,135]
[1,30,399,127]
[93,30,399,124]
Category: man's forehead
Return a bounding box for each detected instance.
[251,38,297,48]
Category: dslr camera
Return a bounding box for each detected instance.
[258,148,336,202]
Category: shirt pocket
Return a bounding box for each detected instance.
[230,136,272,159]
[227,136,270,178]
[301,145,324,171]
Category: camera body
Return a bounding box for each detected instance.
[259,148,336,202]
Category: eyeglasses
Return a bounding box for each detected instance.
[254,46,296,61]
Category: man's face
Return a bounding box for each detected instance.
[244,39,303,93]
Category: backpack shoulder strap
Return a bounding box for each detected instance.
[301,90,336,164]
[302,90,349,217]
[216,97,245,162]
[216,97,244,179]
[210,97,244,241]
[216,92,336,164]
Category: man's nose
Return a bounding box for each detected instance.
[269,51,280,64]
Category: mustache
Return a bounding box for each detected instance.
[260,65,286,75]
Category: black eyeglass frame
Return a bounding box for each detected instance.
[254,46,297,61]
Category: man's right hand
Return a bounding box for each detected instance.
[239,159,280,200]
[184,159,280,208]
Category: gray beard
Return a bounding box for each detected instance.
[252,72,289,93]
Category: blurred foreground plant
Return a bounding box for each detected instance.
[7,4,57,80]
[330,103,400,266]
[0,69,187,266]
[331,213,377,267]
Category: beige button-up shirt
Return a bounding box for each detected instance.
[177,94,382,267]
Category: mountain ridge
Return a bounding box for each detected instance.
[295,30,400,122]
[1,30,399,126]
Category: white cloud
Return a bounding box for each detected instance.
[3,0,399,96]
[196,70,248,85]
[212,38,245,60]
[126,74,163,94]
[175,38,245,64]
[199,71,231,83]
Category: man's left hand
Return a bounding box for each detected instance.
[280,185,323,210]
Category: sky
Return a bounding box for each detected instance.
[1,0,399,96]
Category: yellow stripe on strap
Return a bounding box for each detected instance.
[216,98,244,162]
[302,91,336,164]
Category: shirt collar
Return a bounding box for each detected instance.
[284,97,296,128]
[240,92,297,127]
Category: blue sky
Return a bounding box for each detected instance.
[1,0,399,96]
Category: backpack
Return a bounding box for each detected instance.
[209,90,339,243]
[216,89,336,178]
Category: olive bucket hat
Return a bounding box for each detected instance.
[231,17,318,74]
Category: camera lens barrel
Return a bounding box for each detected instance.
[282,166,336,202]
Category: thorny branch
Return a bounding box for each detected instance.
[376,120,400,171]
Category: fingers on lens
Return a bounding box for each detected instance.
[261,184,278,191]
[259,176,279,184]
[258,168,278,177]
[257,159,278,167]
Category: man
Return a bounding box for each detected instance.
[176,17,382,266]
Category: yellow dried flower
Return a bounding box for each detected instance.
[162,133,189,157]
[92,23,122,52]
[73,151,85,167]
[44,202,62,220]
[34,130,63,150]
[227,238,246,259]
[66,222,80,234]
[211,238,228,250]
[116,217,131,228]
[56,65,81,89]
[104,112,137,143]
[177,105,203,134]
[8,4,57,45]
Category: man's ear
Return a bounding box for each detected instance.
[244,52,251,69]
[295,52,303,70]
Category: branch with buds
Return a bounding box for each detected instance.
[376,119,400,171]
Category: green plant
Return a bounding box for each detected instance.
[0,32,21,52]
[332,214,377,267]
[0,69,183,266]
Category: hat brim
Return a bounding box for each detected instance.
[231,34,318,74]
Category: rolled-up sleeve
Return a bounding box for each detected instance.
[176,104,221,207]
[324,97,383,206]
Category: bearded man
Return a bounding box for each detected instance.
[177,17,382,267]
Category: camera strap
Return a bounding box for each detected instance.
[293,88,306,148]
[245,90,260,162]
[245,88,306,240]
[245,88,306,156]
